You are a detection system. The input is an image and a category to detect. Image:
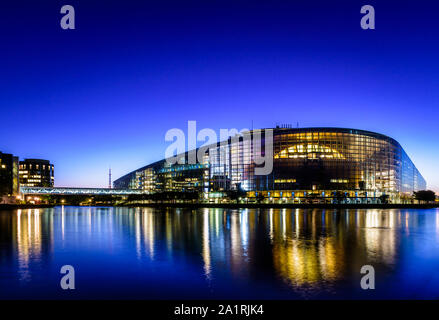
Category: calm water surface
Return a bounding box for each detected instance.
[1,206,439,299]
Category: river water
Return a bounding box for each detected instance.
[1,206,439,299]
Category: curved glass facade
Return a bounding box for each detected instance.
[114,128,426,203]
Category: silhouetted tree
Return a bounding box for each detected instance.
[228,186,246,203]
[333,191,346,204]
[379,194,390,204]
[256,192,265,204]
[413,190,436,204]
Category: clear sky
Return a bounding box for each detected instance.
[1,0,438,192]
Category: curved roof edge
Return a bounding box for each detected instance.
[268,127,400,145]
[114,127,403,184]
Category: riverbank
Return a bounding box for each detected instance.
[2,203,438,210]
[120,202,439,209]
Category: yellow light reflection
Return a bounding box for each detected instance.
[202,209,211,280]
[15,208,42,282]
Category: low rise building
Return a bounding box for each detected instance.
[19,159,54,187]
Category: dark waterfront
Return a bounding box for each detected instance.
[1,207,439,299]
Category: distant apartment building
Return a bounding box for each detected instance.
[0,151,20,196]
[19,159,54,187]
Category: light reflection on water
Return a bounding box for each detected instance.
[1,207,439,299]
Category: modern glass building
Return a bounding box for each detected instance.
[19,159,54,187]
[114,127,426,203]
[0,151,19,197]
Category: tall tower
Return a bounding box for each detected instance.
[109,167,112,189]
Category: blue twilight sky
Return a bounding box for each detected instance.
[0,0,438,191]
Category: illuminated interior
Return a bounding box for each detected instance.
[274,143,345,160]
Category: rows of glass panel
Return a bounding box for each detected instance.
[114,129,426,198]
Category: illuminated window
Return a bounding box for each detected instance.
[274,179,296,183]
[330,179,349,183]
[274,144,345,159]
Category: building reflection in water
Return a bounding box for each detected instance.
[3,206,436,294]
[61,205,64,240]
[436,211,439,237]
[362,210,396,265]
[270,209,340,287]
[202,208,211,280]
[14,209,43,282]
